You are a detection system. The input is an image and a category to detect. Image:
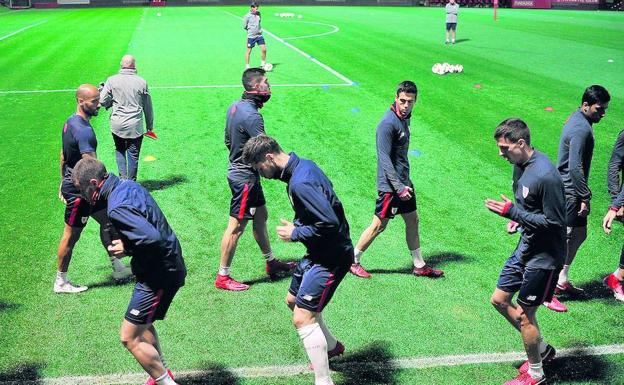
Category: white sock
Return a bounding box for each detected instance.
[245,64,250,69]
[111,257,125,271]
[263,252,275,262]
[411,248,425,268]
[615,268,623,280]
[316,313,337,351]
[353,249,363,264]
[528,362,544,379]
[297,323,332,385]
[155,371,176,385]
[56,271,67,283]
[261,60,266,66]
[218,266,230,276]
[558,264,570,285]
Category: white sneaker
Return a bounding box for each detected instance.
[54,280,88,294]
[112,265,133,281]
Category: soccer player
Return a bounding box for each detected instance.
[550,85,610,311]
[243,2,267,70]
[100,54,154,181]
[486,118,564,385]
[54,84,132,294]
[72,158,186,385]
[243,135,352,385]
[217,68,294,291]
[350,81,443,279]
[445,0,459,45]
[602,129,624,302]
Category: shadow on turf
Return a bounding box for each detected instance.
[331,341,399,385]
[242,259,299,286]
[86,276,135,290]
[140,175,188,192]
[556,275,616,303]
[0,301,20,312]
[367,252,469,275]
[0,362,44,384]
[176,363,240,385]
[545,349,612,384]
[452,38,470,44]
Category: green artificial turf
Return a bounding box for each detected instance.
[0,5,623,384]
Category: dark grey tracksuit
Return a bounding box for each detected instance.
[376,107,412,194]
[557,109,594,202]
[608,130,624,209]
[225,98,265,183]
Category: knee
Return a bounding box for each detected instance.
[120,333,137,351]
[292,312,311,329]
[285,294,296,310]
[372,222,387,236]
[490,295,509,310]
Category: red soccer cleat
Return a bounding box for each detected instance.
[144,130,158,140]
[555,281,584,296]
[504,372,546,385]
[413,265,444,278]
[518,345,556,374]
[603,274,624,302]
[215,274,250,291]
[144,369,174,385]
[350,263,372,279]
[543,296,567,312]
[266,258,296,280]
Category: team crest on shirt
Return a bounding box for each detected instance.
[522,185,529,198]
[391,207,398,215]
[250,207,256,216]
[81,216,88,224]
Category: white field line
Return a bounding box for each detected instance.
[2,343,623,385]
[0,10,23,17]
[0,83,351,95]
[281,21,340,41]
[223,11,354,86]
[0,19,48,42]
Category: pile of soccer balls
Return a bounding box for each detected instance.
[432,62,463,75]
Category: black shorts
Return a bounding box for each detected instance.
[125,282,180,325]
[288,258,349,313]
[61,178,106,228]
[375,190,417,220]
[565,197,588,227]
[446,22,457,31]
[497,252,559,307]
[228,178,266,221]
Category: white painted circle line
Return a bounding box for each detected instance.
[280,21,340,41]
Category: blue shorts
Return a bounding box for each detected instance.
[497,252,559,307]
[446,23,457,31]
[61,177,107,228]
[288,259,349,313]
[228,177,266,221]
[125,282,180,325]
[375,189,417,220]
[247,36,266,48]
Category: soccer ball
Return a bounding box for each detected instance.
[263,63,274,72]
[457,64,464,73]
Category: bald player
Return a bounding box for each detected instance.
[100,54,154,181]
[54,84,132,293]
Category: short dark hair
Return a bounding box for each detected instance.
[242,67,266,91]
[494,118,531,145]
[72,158,108,191]
[582,85,610,106]
[396,80,417,97]
[242,135,283,165]
[250,2,258,8]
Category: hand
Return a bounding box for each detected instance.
[58,182,66,205]
[578,200,590,218]
[617,207,624,218]
[277,219,295,242]
[603,209,618,234]
[485,194,513,217]
[398,186,413,201]
[506,221,519,234]
[107,239,126,256]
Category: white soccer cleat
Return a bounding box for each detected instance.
[112,265,133,281]
[54,280,88,294]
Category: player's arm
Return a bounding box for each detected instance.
[75,127,97,159]
[243,14,249,30]
[109,206,167,254]
[568,131,592,202]
[607,130,624,200]
[376,122,406,194]
[59,150,66,203]
[247,114,265,137]
[143,84,154,131]
[99,79,113,109]
[288,182,340,242]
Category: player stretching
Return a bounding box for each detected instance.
[243,135,352,385]
[486,119,564,385]
[350,81,443,279]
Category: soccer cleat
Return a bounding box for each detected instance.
[350,263,372,279]
[54,280,88,294]
[112,265,133,281]
[266,259,296,280]
[413,265,444,278]
[603,274,624,302]
[543,296,567,312]
[215,274,250,291]
[310,341,345,370]
[518,345,556,374]
[144,369,175,385]
[555,281,584,296]
[504,372,546,385]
